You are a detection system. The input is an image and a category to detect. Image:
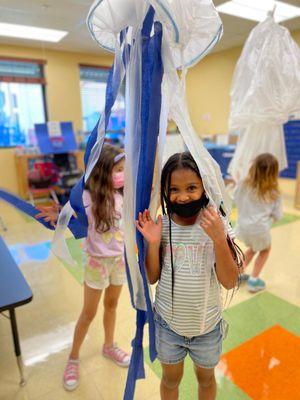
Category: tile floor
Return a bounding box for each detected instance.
[0,178,299,400]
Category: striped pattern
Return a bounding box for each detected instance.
[154,215,223,337]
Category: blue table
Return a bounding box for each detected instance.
[0,236,33,386]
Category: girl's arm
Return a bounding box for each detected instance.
[35,203,61,226]
[136,210,162,284]
[200,207,238,290]
[36,203,78,228]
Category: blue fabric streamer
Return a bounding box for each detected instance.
[0,189,85,239]
[123,310,147,399]
[124,6,163,399]
[0,189,55,230]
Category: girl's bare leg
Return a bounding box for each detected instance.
[103,284,123,347]
[251,247,271,278]
[69,283,102,359]
[243,248,256,272]
[160,362,184,400]
[194,365,217,400]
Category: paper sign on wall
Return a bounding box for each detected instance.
[47,121,62,137]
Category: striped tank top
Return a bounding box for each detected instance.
[154,214,223,338]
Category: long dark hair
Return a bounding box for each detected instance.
[160,152,203,306]
[85,143,123,233]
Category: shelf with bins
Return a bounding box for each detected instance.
[15,150,85,201]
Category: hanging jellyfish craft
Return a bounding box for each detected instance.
[84,2,233,399]
[228,10,300,181]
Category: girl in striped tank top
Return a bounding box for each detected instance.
[136,152,241,400]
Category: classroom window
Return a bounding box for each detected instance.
[79,65,125,135]
[0,59,47,147]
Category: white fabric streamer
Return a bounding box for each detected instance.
[123,7,148,310]
[51,201,77,267]
[162,43,231,215]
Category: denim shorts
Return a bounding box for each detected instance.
[154,312,224,369]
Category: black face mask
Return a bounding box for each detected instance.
[168,192,209,218]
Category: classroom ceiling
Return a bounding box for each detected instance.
[0,0,299,56]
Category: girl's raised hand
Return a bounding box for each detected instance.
[136,209,162,245]
[199,206,226,244]
[35,203,61,227]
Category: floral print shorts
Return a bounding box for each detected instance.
[84,256,126,290]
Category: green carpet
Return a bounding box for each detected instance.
[144,292,300,399]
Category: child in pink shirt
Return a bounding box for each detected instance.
[38,144,130,391]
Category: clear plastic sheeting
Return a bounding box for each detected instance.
[87,0,223,69]
[228,16,300,180]
[166,66,231,215]
[150,38,231,218]
[87,0,148,53]
[150,0,223,68]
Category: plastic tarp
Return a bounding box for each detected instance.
[88,0,222,69]
[228,15,300,180]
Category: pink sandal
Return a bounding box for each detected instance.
[102,343,130,367]
[63,359,80,391]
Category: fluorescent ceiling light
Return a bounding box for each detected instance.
[0,23,68,42]
[217,0,300,23]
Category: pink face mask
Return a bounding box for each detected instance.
[112,171,125,189]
